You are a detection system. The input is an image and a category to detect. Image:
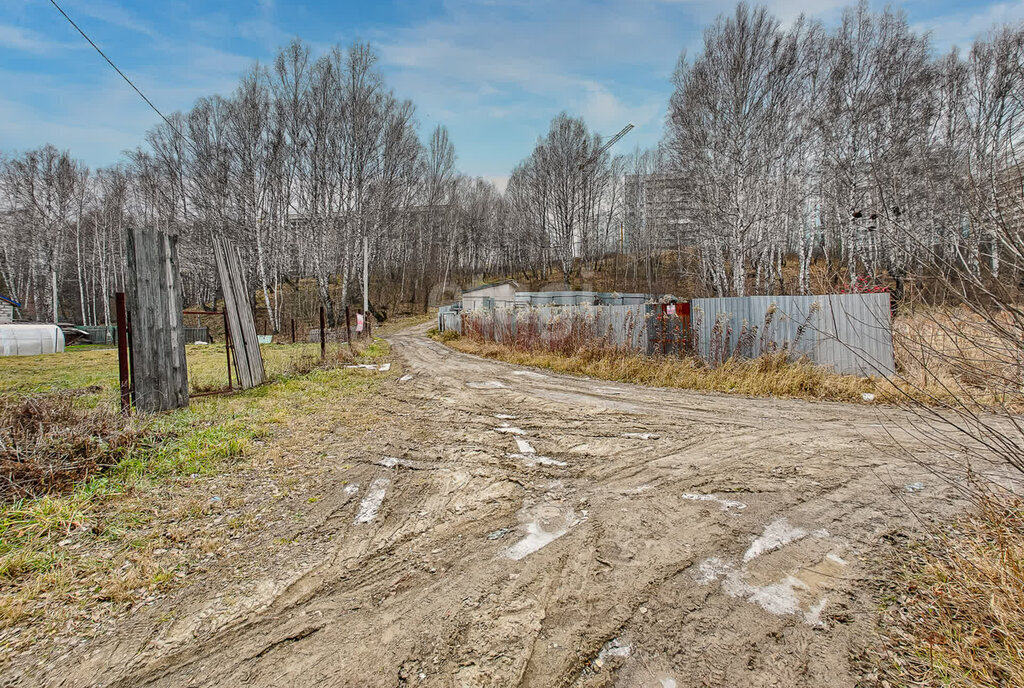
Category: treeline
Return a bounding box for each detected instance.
[0,40,515,327]
[2,3,1022,323]
[509,2,1024,297]
[664,1,1024,296]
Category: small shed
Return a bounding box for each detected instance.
[461,280,518,311]
[0,294,19,324]
[1,324,65,356]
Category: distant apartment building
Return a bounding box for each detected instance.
[622,173,696,249]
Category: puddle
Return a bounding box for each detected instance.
[467,380,508,389]
[622,432,659,440]
[354,477,389,524]
[680,493,746,511]
[514,437,535,454]
[504,506,578,560]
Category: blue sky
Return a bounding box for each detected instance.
[2,0,1023,189]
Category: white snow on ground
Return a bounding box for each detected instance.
[622,432,659,440]
[680,493,746,511]
[354,477,389,524]
[495,425,526,435]
[514,437,535,454]
[510,370,548,379]
[743,518,808,562]
[399,374,413,382]
[466,380,507,389]
[379,363,391,372]
[494,413,517,420]
[344,484,359,496]
[504,508,579,560]
[378,456,415,469]
[694,522,840,625]
[595,637,632,666]
[508,453,568,467]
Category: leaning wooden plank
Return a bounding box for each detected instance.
[213,235,265,389]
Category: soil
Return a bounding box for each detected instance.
[4,324,970,687]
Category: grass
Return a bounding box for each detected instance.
[0,334,397,656]
[878,492,1024,687]
[444,335,878,403]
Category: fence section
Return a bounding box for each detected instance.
[125,226,189,412]
[463,305,647,350]
[690,293,894,376]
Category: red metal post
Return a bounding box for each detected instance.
[115,292,131,414]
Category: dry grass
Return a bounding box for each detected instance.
[892,306,1024,412]
[879,492,1024,687]
[447,337,877,403]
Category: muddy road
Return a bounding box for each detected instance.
[20,326,964,687]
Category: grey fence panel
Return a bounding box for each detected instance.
[690,293,894,376]
[462,305,648,351]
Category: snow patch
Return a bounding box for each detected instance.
[494,413,517,420]
[467,380,507,389]
[508,453,567,467]
[378,456,414,469]
[399,374,413,382]
[344,483,359,496]
[504,507,579,560]
[495,425,525,435]
[827,553,848,566]
[680,493,746,511]
[514,437,536,454]
[744,518,807,562]
[511,370,548,379]
[354,477,389,524]
[622,432,659,440]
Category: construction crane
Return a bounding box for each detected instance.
[578,123,634,170]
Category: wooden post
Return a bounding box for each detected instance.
[345,306,352,342]
[320,305,326,361]
[291,318,296,344]
[115,292,131,415]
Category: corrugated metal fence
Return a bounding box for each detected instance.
[691,293,894,376]
[463,305,647,349]
[452,292,894,377]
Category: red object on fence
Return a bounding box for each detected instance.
[651,301,691,355]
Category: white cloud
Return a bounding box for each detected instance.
[915,0,1024,52]
[0,23,77,54]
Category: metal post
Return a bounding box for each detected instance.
[223,311,233,391]
[115,293,131,415]
[363,235,369,316]
[291,318,296,344]
[320,305,326,361]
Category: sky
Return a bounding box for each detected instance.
[2,0,1023,191]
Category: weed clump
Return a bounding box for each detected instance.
[0,393,150,502]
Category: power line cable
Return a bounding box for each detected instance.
[47,0,198,152]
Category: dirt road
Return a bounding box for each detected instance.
[19,326,963,687]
